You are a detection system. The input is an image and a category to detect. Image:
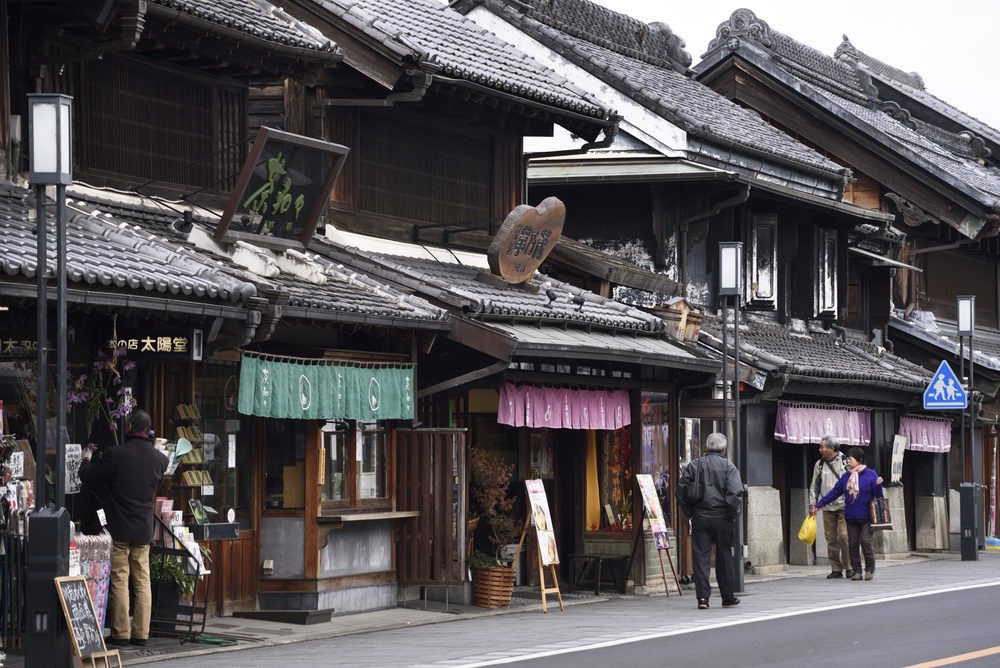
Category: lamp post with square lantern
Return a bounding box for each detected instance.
[718,242,745,592]
[957,295,979,561]
[25,93,74,667]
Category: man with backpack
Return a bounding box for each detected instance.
[808,434,850,579]
[676,432,744,610]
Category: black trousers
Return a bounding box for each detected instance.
[691,516,737,603]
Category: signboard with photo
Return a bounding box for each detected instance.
[525,479,558,565]
[637,474,670,549]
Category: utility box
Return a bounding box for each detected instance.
[960,483,979,561]
[25,507,72,667]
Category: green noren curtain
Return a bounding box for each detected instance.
[238,353,414,420]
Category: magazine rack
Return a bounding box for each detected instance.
[149,513,212,642]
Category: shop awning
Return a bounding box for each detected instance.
[773,401,871,446]
[898,415,952,453]
[238,352,413,420]
[497,382,630,430]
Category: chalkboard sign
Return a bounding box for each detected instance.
[55,576,106,658]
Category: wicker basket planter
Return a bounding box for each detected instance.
[471,564,516,609]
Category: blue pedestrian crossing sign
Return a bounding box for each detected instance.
[923,360,967,410]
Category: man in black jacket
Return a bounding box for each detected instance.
[79,409,168,647]
[676,432,744,610]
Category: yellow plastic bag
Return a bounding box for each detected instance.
[798,514,817,546]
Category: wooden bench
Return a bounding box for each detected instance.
[567,554,629,596]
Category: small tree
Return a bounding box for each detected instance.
[468,446,521,565]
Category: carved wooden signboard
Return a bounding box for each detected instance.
[487,197,565,284]
[215,126,350,247]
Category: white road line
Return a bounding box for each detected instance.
[428,580,1000,668]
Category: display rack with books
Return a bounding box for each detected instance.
[165,404,211,523]
[161,403,239,542]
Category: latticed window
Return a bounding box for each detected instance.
[75,58,245,193]
[357,113,491,224]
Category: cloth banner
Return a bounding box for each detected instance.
[497,383,630,429]
[898,415,952,453]
[773,402,870,446]
[238,353,413,420]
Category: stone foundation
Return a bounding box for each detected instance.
[748,485,786,574]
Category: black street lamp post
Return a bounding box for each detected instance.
[718,242,745,592]
[25,93,74,667]
[957,295,979,561]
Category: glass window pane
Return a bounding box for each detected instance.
[599,425,633,530]
[358,423,386,500]
[198,361,253,529]
[264,419,306,509]
[322,429,348,502]
[640,392,671,525]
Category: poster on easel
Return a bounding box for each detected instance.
[637,474,670,549]
[634,473,682,596]
[525,479,558,565]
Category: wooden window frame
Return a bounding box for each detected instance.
[746,213,778,310]
[815,228,838,318]
[320,420,392,514]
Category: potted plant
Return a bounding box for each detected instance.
[468,446,521,608]
[149,545,211,633]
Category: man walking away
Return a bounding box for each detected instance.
[676,432,744,610]
[79,408,168,647]
[808,434,850,578]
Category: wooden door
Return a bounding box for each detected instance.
[396,429,467,586]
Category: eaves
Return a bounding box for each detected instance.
[696,50,996,236]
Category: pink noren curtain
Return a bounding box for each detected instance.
[774,402,871,446]
[497,383,630,429]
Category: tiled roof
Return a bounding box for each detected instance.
[266,250,449,325]
[706,10,875,107]
[701,314,930,392]
[470,0,693,70]
[699,9,1000,214]
[461,0,848,189]
[819,92,1000,206]
[0,182,256,309]
[148,0,340,54]
[314,234,667,333]
[315,0,609,120]
[889,312,1000,373]
[65,187,449,326]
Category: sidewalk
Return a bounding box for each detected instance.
[0,551,979,666]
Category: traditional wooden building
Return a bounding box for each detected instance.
[693,9,1000,553]
[455,0,933,576]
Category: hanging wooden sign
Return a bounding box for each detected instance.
[487,197,565,284]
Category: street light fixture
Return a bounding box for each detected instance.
[957,296,979,561]
[718,242,745,592]
[26,93,73,668]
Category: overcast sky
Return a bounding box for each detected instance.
[590,1,1000,131]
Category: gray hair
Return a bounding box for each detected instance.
[705,432,728,453]
[821,434,840,451]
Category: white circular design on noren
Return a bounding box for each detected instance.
[369,377,381,412]
[226,508,236,524]
[299,374,312,411]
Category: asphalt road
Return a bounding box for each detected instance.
[146,560,1000,668]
